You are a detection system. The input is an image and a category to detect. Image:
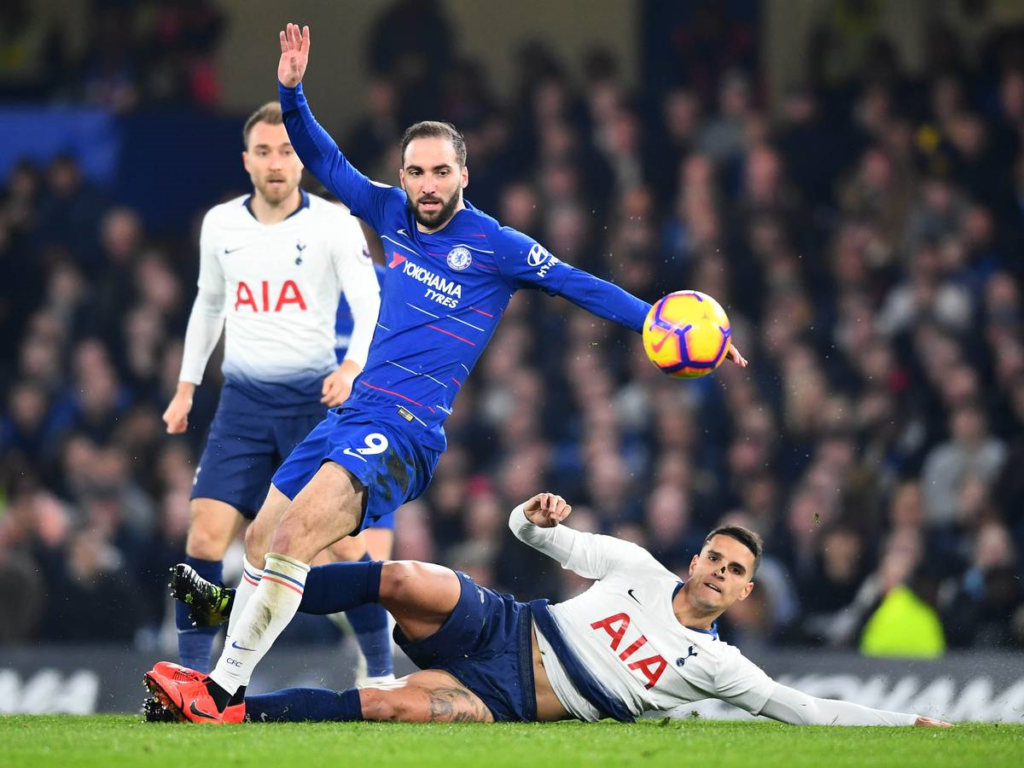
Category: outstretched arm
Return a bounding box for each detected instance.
[758,683,951,728]
[493,231,747,365]
[277,23,393,229]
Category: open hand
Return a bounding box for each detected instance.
[278,23,310,88]
[914,716,953,728]
[322,359,360,406]
[726,343,748,368]
[522,493,572,528]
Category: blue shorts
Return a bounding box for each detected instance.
[395,571,537,722]
[192,406,324,520]
[271,406,437,532]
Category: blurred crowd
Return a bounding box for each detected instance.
[0,0,225,109]
[2,1,1024,656]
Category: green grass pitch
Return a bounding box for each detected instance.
[2,716,1021,768]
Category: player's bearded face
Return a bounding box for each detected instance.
[401,137,467,230]
[244,122,304,205]
[687,535,755,610]
[406,185,461,229]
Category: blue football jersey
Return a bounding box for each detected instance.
[349,194,571,450]
[282,82,650,451]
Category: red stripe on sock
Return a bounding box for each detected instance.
[242,574,260,587]
[262,575,304,596]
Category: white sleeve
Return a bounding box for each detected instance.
[758,683,918,727]
[343,290,380,368]
[179,289,226,385]
[333,217,380,368]
[508,504,656,580]
[179,215,226,385]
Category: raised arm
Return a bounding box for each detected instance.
[277,23,394,230]
[509,493,656,580]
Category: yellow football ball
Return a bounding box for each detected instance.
[642,291,732,378]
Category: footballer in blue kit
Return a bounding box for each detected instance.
[146,23,745,723]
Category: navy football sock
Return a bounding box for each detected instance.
[176,556,223,673]
[245,687,363,722]
[298,559,382,615]
[344,555,394,678]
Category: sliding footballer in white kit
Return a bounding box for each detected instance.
[510,506,918,726]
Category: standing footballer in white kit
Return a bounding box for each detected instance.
[161,101,387,685]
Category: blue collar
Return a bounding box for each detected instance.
[244,188,310,222]
[672,582,719,639]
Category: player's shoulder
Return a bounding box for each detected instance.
[203,195,249,225]
[307,192,357,224]
[307,192,366,237]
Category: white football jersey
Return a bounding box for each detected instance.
[512,508,777,721]
[193,191,378,411]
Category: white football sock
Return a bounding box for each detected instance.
[226,556,263,639]
[209,553,309,694]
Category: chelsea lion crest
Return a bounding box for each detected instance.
[447,246,473,271]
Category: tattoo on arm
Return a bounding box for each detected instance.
[427,686,491,723]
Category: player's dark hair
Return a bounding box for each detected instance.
[243,102,283,149]
[703,525,763,576]
[401,121,467,168]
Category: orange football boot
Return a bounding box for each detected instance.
[144,662,244,724]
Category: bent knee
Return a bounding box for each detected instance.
[244,516,273,567]
[378,561,446,602]
[328,534,366,563]
[186,501,239,560]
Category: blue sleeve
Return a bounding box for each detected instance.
[278,82,399,231]
[494,227,651,333]
[554,268,652,333]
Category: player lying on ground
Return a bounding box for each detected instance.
[143,22,748,723]
[152,493,952,727]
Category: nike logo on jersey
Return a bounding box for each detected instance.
[627,589,641,604]
[189,701,220,721]
[397,228,409,237]
[224,245,250,254]
[231,640,256,652]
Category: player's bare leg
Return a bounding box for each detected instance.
[186,498,245,562]
[244,484,292,569]
[241,562,488,724]
[376,560,462,640]
[268,461,366,561]
[358,670,494,723]
[191,463,364,708]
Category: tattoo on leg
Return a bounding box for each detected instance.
[426,687,490,723]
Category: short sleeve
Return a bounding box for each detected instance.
[493,226,573,295]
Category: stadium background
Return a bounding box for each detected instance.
[2,0,1024,716]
